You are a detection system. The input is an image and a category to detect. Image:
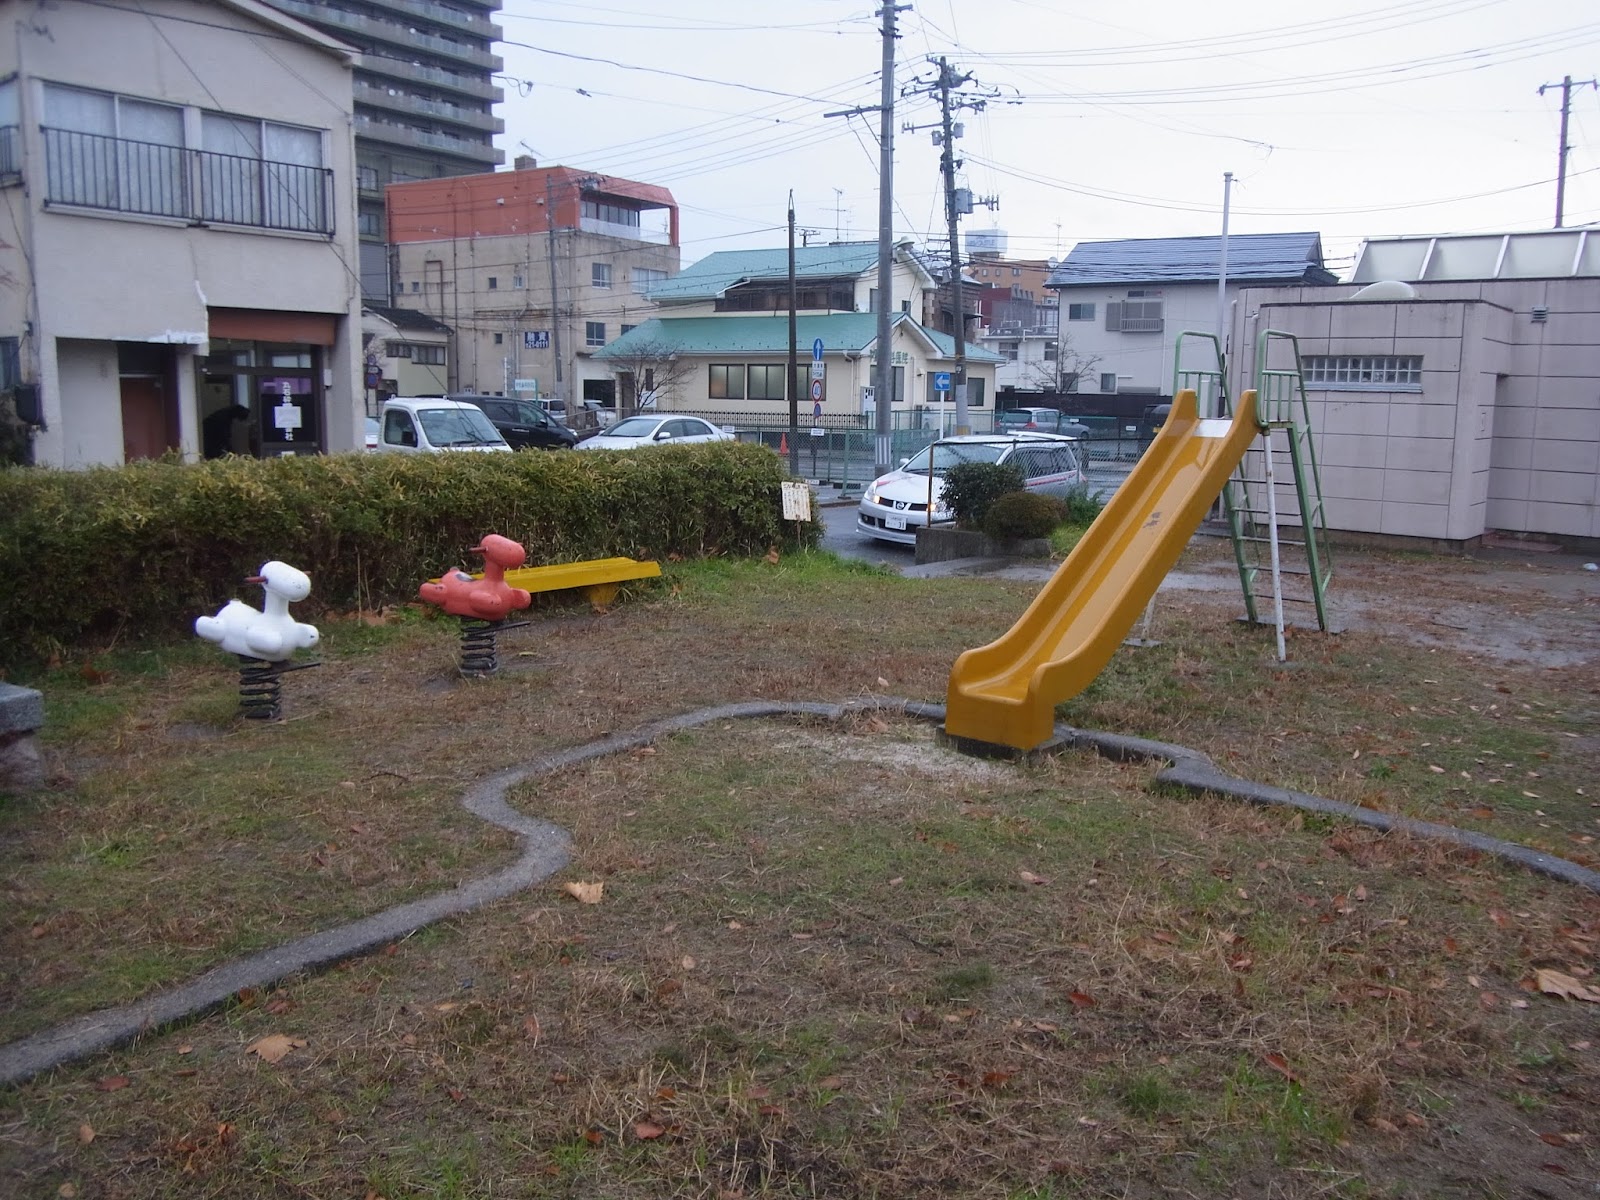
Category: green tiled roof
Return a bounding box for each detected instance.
[594,313,1004,363]
[647,243,882,302]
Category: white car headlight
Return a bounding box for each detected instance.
[865,483,880,504]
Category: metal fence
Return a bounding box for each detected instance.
[41,127,334,234]
[665,406,1154,494]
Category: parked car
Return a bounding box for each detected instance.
[376,398,511,453]
[460,395,578,450]
[531,397,568,423]
[576,414,735,451]
[857,432,1087,546]
[364,416,379,452]
[578,399,617,428]
[1066,413,1144,461]
[995,406,1089,438]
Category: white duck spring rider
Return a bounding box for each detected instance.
[195,561,320,661]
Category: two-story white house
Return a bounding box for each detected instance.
[0,0,365,466]
[1045,233,1338,407]
[592,241,1002,425]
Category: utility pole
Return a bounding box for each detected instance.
[825,2,908,473]
[545,171,599,401]
[910,58,1000,434]
[788,190,799,475]
[1216,170,1233,379]
[545,172,564,399]
[872,3,904,474]
[1538,76,1598,229]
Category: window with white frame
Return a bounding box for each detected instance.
[1044,340,1058,361]
[1066,303,1095,321]
[1099,372,1118,392]
[999,341,1019,361]
[1303,355,1423,390]
[44,84,185,217]
[200,111,325,231]
[1105,299,1163,333]
[633,267,667,294]
[592,262,612,289]
[585,321,606,347]
[413,345,446,365]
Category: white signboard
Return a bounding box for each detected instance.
[273,382,301,441]
[780,480,812,522]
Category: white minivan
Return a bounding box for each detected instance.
[377,398,512,453]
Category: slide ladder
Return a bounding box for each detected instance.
[1172,330,1229,419]
[1222,330,1334,641]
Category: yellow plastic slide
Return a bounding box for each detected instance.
[944,388,1262,751]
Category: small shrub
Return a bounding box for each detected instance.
[983,490,1067,541]
[941,461,1023,528]
[1060,484,1103,526]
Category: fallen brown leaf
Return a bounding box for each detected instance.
[1261,1053,1298,1082]
[1535,969,1600,1002]
[634,1121,665,1140]
[1019,870,1049,886]
[95,1076,129,1092]
[245,1034,306,1065]
[77,1124,94,1144]
[562,880,604,905]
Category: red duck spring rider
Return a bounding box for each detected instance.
[195,561,321,719]
[418,534,533,676]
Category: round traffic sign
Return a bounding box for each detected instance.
[810,379,824,403]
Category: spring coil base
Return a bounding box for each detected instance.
[458,618,530,678]
[237,656,320,720]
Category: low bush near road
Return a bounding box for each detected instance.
[0,441,810,666]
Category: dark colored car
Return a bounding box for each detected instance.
[460,395,578,450]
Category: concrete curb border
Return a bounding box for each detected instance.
[4,695,1593,1087]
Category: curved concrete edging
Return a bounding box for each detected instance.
[1044,724,1600,893]
[3,696,1594,1088]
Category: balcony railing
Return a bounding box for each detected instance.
[42,127,333,235]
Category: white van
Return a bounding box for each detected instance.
[377,398,512,453]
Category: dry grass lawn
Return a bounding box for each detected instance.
[1,537,1597,1199]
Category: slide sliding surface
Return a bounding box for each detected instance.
[944,389,1261,751]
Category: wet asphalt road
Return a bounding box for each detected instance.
[815,498,916,567]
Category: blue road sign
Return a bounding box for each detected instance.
[524,330,550,350]
[933,371,952,392]
[812,338,824,363]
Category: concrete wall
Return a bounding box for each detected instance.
[1,0,363,465]
[1230,280,1600,544]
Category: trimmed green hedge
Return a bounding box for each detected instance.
[0,442,812,665]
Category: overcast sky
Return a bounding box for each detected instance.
[494,0,1600,278]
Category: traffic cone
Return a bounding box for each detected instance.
[778,433,788,456]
